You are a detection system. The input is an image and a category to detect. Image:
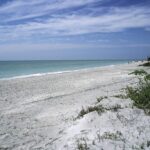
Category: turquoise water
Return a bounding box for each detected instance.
[0,60,130,79]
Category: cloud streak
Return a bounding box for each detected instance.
[0,0,150,43]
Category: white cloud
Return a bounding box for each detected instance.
[0,0,96,22]
[0,0,150,42]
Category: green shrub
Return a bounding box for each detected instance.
[145,74,150,80]
[129,69,148,76]
[126,77,150,114]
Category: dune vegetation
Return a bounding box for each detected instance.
[127,69,150,114]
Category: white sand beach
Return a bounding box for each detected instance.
[0,62,150,150]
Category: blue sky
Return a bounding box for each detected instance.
[0,0,150,60]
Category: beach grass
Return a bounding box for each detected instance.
[127,70,150,114]
[129,69,147,76]
[77,138,89,150]
[77,105,105,118]
[77,103,122,119]
[113,94,127,99]
[97,96,108,102]
[139,62,150,67]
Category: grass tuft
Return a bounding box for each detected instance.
[147,141,150,147]
[127,70,150,114]
[144,74,150,81]
[111,104,122,112]
[77,105,105,118]
[129,69,147,76]
[97,96,108,102]
[113,94,127,99]
[101,131,122,140]
[139,62,150,67]
[77,138,89,150]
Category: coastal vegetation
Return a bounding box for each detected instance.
[139,62,150,67]
[77,105,105,118]
[127,69,150,114]
[129,69,147,76]
[77,138,89,150]
[96,96,108,102]
[77,103,122,118]
[113,94,127,99]
[139,57,150,67]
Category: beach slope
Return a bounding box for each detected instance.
[0,62,150,150]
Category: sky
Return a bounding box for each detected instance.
[0,0,150,60]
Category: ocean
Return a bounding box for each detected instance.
[0,60,130,79]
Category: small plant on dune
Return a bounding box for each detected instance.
[140,143,145,149]
[129,69,147,76]
[144,74,150,81]
[101,131,122,140]
[77,138,89,150]
[147,141,150,147]
[126,83,150,112]
[127,70,150,114]
[77,142,88,150]
[88,105,104,114]
[111,104,122,112]
[113,94,127,99]
[77,105,105,118]
[78,103,123,118]
[139,62,150,67]
[97,96,108,103]
[78,107,87,118]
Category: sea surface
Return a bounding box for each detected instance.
[0,60,130,79]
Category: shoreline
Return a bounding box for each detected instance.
[0,65,116,80]
[0,61,135,81]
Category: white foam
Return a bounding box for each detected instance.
[0,63,125,81]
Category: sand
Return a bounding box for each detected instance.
[0,62,150,150]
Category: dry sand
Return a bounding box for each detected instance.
[0,62,150,150]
